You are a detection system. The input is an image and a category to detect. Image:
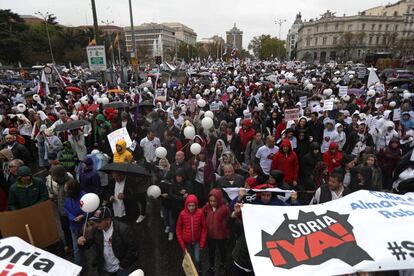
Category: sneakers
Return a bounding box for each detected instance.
[136,215,146,224]
[164,226,170,233]
[168,232,174,241]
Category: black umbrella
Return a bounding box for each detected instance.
[23,90,36,97]
[103,101,129,109]
[54,120,89,132]
[100,162,150,177]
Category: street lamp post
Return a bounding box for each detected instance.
[275,19,287,41]
[35,11,55,64]
[128,0,139,84]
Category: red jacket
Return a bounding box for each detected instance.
[238,120,256,151]
[271,139,298,184]
[176,195,207,251]
[322,142,343,173]
[275,122,286,141]
[202,189,230,240]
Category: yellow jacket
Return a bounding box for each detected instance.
[113,140,133,163]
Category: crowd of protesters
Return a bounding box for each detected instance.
[0,59,413,275]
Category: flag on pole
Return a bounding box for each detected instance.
[38,69,50,97]
[367,66,380,88]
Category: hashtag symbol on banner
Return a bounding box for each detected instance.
[387,242,407,261]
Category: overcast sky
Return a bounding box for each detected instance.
[4,0,391,48]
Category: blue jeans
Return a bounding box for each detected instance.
[186,242,201,272]
[161,205,175,233]
[70,228,81,265]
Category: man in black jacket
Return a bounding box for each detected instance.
[306,112,324,144]
[78,207,138,276]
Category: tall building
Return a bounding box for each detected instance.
[162,22,197,46]
[286,13,303,59]
[226,23,243,51]
[297,0,414,62]
[124,23,176,59]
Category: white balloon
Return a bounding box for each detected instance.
[129,269,145,276]
[101,97,109,105]
[101,94,108,98]
[389,101,396,108]
[16,103,26,113]
[190,143,202,155]
[197,99,206,108]
[201,117,214,129]
[93,94,99,101]
[306,84,314,91]
[195,94,201,99]
[32,94,40,102]
[147,185,161,199]
[97,97,103,104]
[80,97,89,105]
[342,95,350,102]
[80,193,100,213]
[143,87,149,92]
[258,103,264,110]
[183,126,196,139]
[367,90,376,97]
[74,102,81,109]
[312,77,317,83]
[204,110,214,119]
[349,74,354,79]
[155,147,167,159]
[403,92,411,100]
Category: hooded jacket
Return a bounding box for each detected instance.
[377,138,402,177]
[271,139,298,184]
[238,120,256,152]
[176,194,207,251]
[322,142,343,173]
[300,142,322,188]
[202,189,230,240]
[113,140,133,163]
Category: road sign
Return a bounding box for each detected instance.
[86,45,107,71]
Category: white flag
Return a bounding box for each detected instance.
[367,66,380,88]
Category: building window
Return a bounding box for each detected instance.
[335,23,339,30]
[378,24,382,31]
[315,38,318,45]
[348,24,353,30]
[361,24,366,30]
[333,36,338,45]
[323,37,327,45]
[369,36,373,45]
[376,36,380,44]
[372,24,375,30]
[394,11,398,16]
[395,25,399,31]
[316,26,319,32]
[307,28,311,34]
[383,36,387,44]
[306,38,311,46]
[385,24,389,31]
[324,24,328,31]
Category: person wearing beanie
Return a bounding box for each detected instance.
[79,158,102,195]
[58,141,79,175]
[7,166,48,210]
[4,134,32,166]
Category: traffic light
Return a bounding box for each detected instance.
[155,56,162,65]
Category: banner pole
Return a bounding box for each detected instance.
[83,213,89,237]
[25,224,35,245]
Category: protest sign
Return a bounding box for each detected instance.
[0,200,59,248]
[107,127,133,153]
[357,68,366,79]
[0,237,82,276]
[284,108,300,121]
[210,102,220,111]
[155,88,167,102]
[323,99,334,111]
[338,86,348,97]
[299,96,307,108]
[393,108,401,121]
[241,190,414,276]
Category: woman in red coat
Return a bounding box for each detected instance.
[322,142,343,173]
[176,194,207,273]
[271,139,299,187]
[202,189,230,274]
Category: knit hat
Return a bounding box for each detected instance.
[17,166,32,177]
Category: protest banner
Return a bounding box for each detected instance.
[155,88,167,102]
[241,190,414,276]
[223,187,294,203]
[210,102,220,111]
[393,108,401,122]
[284,108,300,121]
[107,127,133,153]
[0,200,59,248]
[299,96,307,108]
[0,236,82,276]
[323,99,334,111]
[338,86,348,97]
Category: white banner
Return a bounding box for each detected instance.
[107,127,133,153]
[222,187,294,203]
[242,190,414,276]
[0,237,81,276]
